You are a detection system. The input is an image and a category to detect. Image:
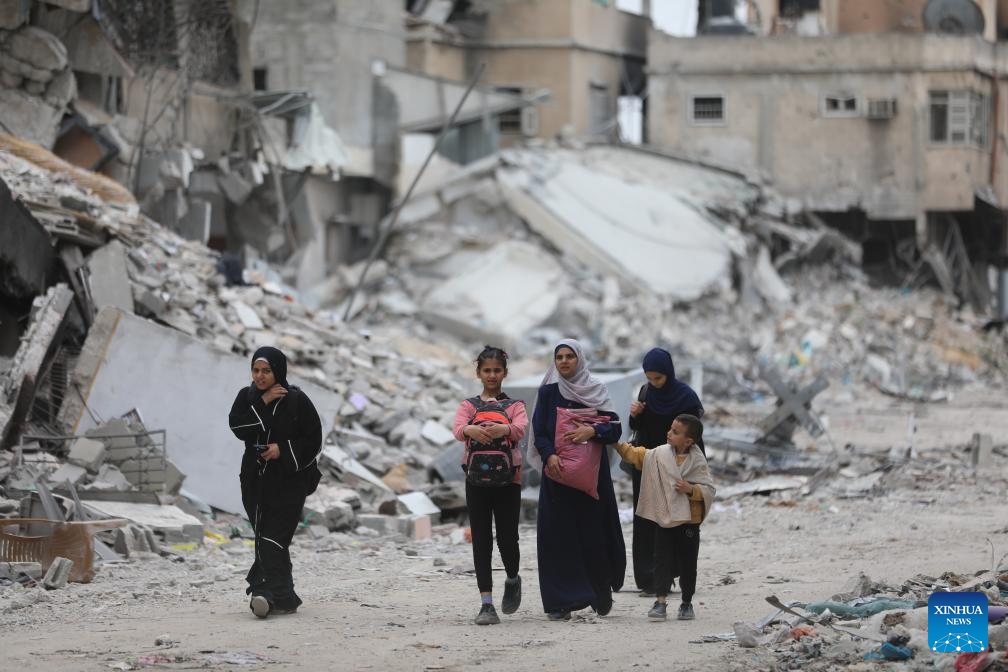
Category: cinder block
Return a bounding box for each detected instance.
[67,437,106,472]
[42,557,73,590]
[356,513,391,535]
[394,514,432,541]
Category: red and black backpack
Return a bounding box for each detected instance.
[462,396,522,487]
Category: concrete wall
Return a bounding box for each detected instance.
[121,71,237,159]
[406,38,468,82]
[647,32,1005,218]
[251,0,405,152]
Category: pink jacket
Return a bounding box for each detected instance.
[453,396,528,484]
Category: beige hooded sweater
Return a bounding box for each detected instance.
[615,442,715,528]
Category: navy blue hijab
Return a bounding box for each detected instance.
[641,348,701,417]
[251,346,289,392]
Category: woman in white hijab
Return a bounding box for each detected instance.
[531,339,626,621]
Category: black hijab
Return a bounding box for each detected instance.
[251,346,289,392]
[641,348,701,417]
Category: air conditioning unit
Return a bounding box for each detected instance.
[521,106,539,136]
[866,98,897,120]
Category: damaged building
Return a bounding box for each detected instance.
[405,0,649,144]
[649,0,1008,316]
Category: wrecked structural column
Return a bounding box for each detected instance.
[0,283,73,448]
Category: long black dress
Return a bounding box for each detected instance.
[626,393,703,593]
[228,384,322,610]
[533,382,626,614]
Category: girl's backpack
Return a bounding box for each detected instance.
[462,396,522,487]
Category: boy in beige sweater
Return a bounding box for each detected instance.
[615,414,714,621]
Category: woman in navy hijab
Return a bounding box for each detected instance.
[627,348,703,596]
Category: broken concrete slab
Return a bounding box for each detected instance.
[0,561,42,580]
[81,463,133,491]
[87,240,134,313]
[231,300,264,329]
[420,420,455,446]
[60,308,342,514]
[420,240,565,349]
[303,484,361,531]
[321,444,394,494]
[397,491,441,518]
[82,500,202,543]
[717,476,809,499]
[67,436,106,472]
[46,462,87,486]
[497,146,746,300]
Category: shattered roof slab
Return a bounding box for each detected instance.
[497,146,753,300]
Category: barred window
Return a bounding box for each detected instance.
[690,95,725,124]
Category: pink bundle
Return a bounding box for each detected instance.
[549,407,611,499]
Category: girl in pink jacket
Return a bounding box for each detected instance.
[452,345,528,625]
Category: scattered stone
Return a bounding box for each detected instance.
[41,556,73,590]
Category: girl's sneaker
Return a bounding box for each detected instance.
[502,576,521,614]
[677,603,695,620]
[475,603,500,625]
[647,601,667,621]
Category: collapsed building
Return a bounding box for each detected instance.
[0,2,1006,605]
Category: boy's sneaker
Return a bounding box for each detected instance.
[547,610,571,621]
[475,603,500,625]
[647,601,667,621]
[501,576,521,615]
[677,602,695,620]
[249,595,270,619]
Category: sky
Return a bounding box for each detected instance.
[615,0,698,36]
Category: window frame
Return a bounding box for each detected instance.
[929,90,989,148]
[495,86,524,135]
[688,93,726,126]
[821,93,860,118]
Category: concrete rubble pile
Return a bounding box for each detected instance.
[4,416,183,496]
[316,144,1006,404]
[0,141,475,573]
[730,568,1008,671]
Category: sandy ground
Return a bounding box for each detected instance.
[3,388,1007,672]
